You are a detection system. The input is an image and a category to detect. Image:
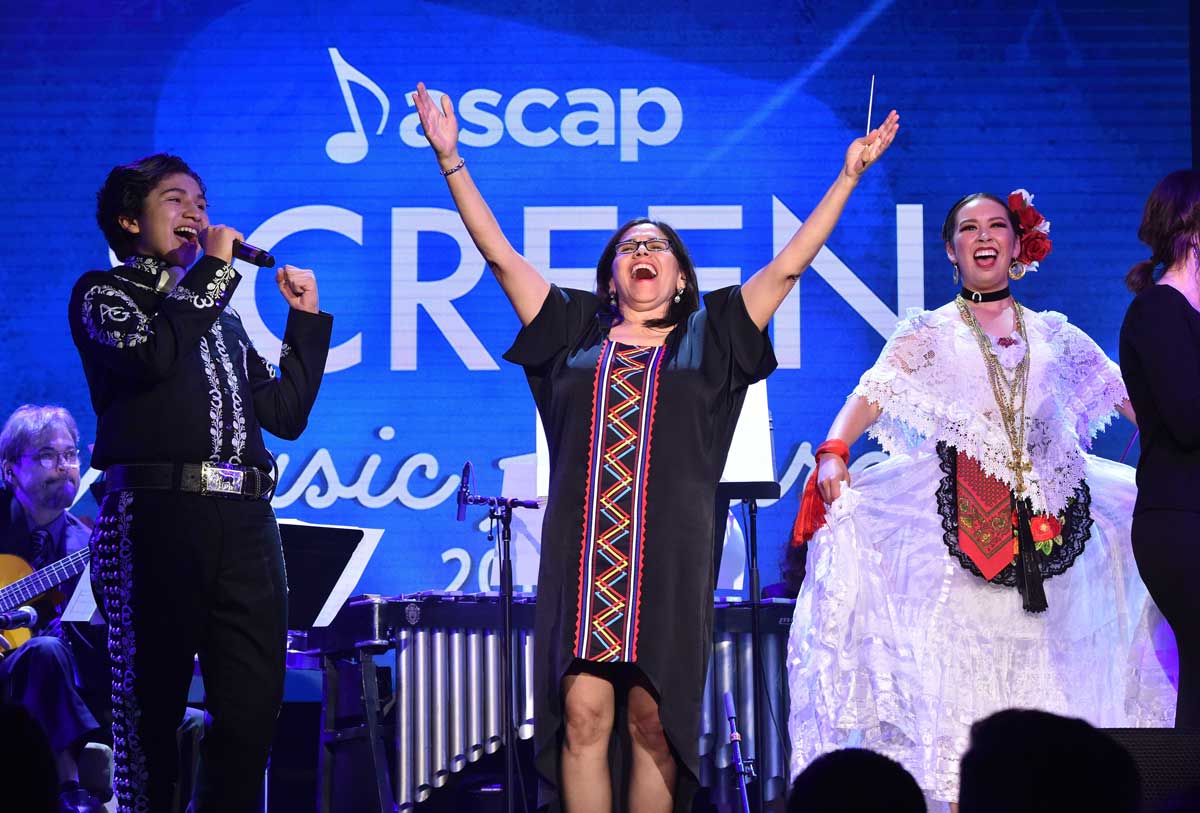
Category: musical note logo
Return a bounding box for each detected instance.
[325,47,390,164]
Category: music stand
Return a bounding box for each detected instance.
[64,519,381,630]
[276,519,381,630]
[712,378,777,586]
[62,564,102,624]
[713,380,776,813]
[272,521,390,813]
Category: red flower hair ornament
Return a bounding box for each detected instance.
[1007,189,1052,279]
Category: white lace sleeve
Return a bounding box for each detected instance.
[851,310,954,454]
[1040,311,1128,445]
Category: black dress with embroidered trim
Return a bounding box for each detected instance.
[504,284,776,812]
[67,254,332,812]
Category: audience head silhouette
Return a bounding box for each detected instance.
[959,708,1140,813]
[787,747,925,813]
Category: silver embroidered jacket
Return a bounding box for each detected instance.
[68,255,333,472]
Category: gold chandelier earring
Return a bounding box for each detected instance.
[952,263,960,285]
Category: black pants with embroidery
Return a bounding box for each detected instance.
[1131,509,1200,730]
[92,488,287,813]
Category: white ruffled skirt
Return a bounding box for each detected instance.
[786,449,1177,803]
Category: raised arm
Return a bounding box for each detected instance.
[415,83,549,326]
[247,265,333,440]
[741,110,900,331]
[815,394,882,504]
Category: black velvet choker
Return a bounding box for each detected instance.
[959,286,1011,303]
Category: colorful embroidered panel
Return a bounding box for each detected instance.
[575,342,665,662]
[936,442,1094,588]
[954,450,1016,582]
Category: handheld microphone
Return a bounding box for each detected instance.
[0,606,38,631]
[466,494,542,510]
[456,461,473,521]
[233,240,276,268]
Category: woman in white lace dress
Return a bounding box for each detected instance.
[785,191,1177,805]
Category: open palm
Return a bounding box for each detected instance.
[843,109,900,179]
[414,82,459,160]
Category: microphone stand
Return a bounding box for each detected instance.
[724,691,753,813]
[459,465,539,813]
[717,480,779,813]
[490,496,519,813]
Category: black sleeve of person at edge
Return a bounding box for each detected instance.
[1119,285,1200,512]
[68,254,334,471]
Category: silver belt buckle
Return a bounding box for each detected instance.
[201,462,245,496]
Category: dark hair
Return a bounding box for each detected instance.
[1126,170,1200,294]
[941,192,1021,245]
[780,536,806,598]
[96,153,206,260]
[594,218,700,330]
[959,709,1140,813]
[0,404,79,486]
[787,748,925,813]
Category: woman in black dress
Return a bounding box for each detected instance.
[415,82,899,811]
[1119,169,1200,729]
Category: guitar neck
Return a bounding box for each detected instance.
[0,547,91,612]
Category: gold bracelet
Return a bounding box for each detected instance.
[440,157,466,176]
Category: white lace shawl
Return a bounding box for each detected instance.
[852,304,1128,516]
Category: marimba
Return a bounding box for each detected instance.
[308,592,794,812]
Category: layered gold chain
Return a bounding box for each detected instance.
[955,295,1033,494]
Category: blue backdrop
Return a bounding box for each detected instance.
[0,0,1190,598]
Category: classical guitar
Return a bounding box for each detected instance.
[0,547,90,653]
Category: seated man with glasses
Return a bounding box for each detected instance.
[0,403,108,813]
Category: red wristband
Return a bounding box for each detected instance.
[814,439,850,464]
[790,439,851,547]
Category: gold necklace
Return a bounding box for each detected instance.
[955,295,1033,494]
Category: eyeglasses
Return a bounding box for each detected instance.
[614,238,672,255]
[24,449,81,470]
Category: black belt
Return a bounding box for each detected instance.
[104,462,274,500]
